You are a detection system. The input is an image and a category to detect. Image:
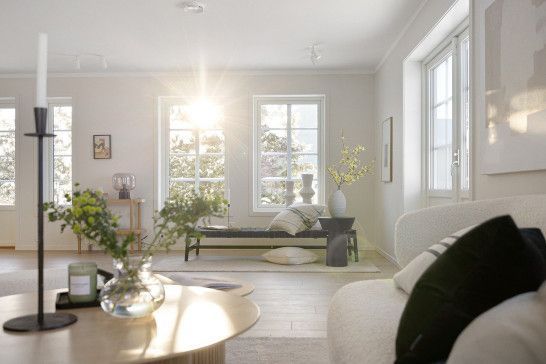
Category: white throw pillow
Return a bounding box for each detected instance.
[393,225,475,294]
[267,203,325,236]
[447,281,546,364]
[263,247,318,265]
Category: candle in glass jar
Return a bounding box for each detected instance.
[68,262,97,303]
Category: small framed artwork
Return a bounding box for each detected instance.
[93,135,111,159]
[381,117,392,182]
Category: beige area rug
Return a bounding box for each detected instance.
[153,255,380,273]
[226,337,328,364]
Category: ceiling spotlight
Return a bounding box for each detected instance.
[179,1,205,14]
[75,56,81,70]
[309,44,322,66]
[101,56,108,69]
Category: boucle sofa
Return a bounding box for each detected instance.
[327,194,546,364]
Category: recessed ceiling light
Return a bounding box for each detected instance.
[179,1,205,14]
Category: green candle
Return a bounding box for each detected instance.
[68,262,97,303]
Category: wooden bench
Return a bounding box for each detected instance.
[186,227,359,262]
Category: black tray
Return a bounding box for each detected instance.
[55,269,114,310]
[56,290,101,309]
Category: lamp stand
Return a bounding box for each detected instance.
[3,107,77,332]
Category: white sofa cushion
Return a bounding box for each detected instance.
[393,225,474,294]
[262,247,318,265]
[268,203,325,235]
[447,281,546,364]
[328,279,408,364]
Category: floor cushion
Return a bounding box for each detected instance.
[262,247,318,265]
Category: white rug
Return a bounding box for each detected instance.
[0,268,68,297]
[153,255,380,273]
[226,337,328,364]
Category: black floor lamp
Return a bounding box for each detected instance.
[3,33,77,332]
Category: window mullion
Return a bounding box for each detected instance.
[194,130,200,193]
[287,104,292,182]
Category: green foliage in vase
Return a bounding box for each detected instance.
[327,133,374,190]
[45,184,226,270]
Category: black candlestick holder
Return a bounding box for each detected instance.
[3,107,77,332]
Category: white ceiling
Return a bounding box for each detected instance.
[0,0,425,74]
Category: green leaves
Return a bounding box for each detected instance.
[46,185,227,268]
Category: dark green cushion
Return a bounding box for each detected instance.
[395,215,546,363]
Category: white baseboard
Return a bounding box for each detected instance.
[375,247,400,268]
[16,241,79,251]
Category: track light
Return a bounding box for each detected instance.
[309,44,322,66]
[179,1,205,14]
[51,53,108,70]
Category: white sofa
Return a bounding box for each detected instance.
[327,194,546,364]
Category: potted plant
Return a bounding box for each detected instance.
[45,185,226,318]
[327,133,374,217]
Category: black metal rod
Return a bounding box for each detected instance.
[37,135,44,325]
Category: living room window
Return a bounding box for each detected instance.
[425,27,470,202]
[253,95,325,212]
[160,98,226,202]
[0,99,16,207]
[47,99,73,205]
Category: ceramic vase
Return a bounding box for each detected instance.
[299,174,315,204]
[328,189,347,217]
[285,180,296,206]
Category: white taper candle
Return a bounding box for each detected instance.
[36,33,48,108]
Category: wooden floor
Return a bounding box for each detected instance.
[0,249,398,338]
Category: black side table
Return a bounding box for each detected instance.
[318,217,355,267]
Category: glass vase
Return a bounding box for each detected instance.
[99,256,165,318]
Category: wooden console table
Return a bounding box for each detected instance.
[77,198,145,254]
[188,224,359,264]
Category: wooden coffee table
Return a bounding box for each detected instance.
[0,285,260,363]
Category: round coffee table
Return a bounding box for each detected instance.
[0,285,260,363]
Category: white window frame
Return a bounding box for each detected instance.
[0,98,17,209]
[423,23,471,201]
[45,97,73,205]
[158,97,228,207]
[252,95,326,213]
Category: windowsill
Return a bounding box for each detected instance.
[0,205,16,212]
[249,209,282,217]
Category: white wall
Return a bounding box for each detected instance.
[472,0,546,199]
[374,0,546,261]
[0,73,375,250]
[373,0,462,260]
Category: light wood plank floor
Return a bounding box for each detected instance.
[0,249,398,338]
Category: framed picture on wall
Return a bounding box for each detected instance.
[93,135,111,159]
[381,117,392,182]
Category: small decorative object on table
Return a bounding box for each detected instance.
[285,180,296,206]
[112,173,136,199]
[46,186,226,318]
[68,262,97,303]
[299,173,315,203]
[327,130,374,217]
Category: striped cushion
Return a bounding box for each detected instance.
[394,225,475,294]
[268,203,325,236]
